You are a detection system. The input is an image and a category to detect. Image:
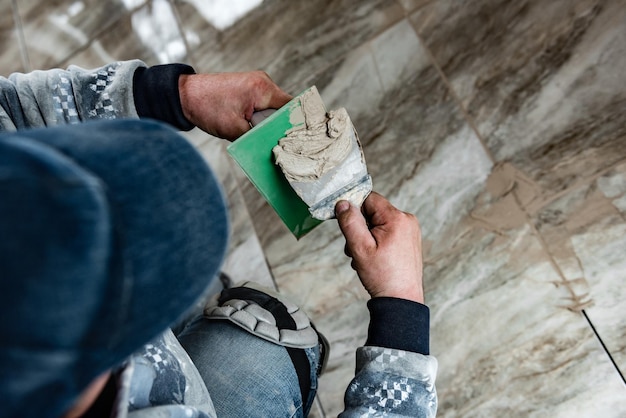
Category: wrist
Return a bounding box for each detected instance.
[372,285,424,304]
[178,74,191,122]
[133,63,195,130]
[366,297,430,354]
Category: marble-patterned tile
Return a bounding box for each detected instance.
[0,2,27,75]
[533,161,626,376]
[17,0,134,69]
[172,0,405,90]
[598,164,626,215]
[315,301,370,415]
[307,399,324,418]
[122,0,190,64]
[59,0,189,69]
[424,221,626,417]
[408,0,626,395]
[396,0,434,15]
[410,0,626,204]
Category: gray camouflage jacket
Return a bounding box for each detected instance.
[0,60,438,417]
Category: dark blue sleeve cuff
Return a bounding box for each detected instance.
[366,297,430,355]
[133,64,196,131]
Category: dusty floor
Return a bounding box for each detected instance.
[3,0,625,416]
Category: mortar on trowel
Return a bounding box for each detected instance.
[227,86,372,238]
[271,86,372,220]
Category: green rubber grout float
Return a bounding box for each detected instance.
[227,86,372,239]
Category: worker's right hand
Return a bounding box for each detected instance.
[335,192,425,304]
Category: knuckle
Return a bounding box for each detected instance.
[246,72,264,89]
[351,242,373,260]
[405,211,420,228]
[252,70,271,86]
[393,211,421,235]
[350,259,358,270]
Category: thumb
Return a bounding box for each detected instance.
[335,201,376,252]
[231,117,252,139]
[264,89,292,110]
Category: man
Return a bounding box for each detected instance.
[0,61,437,417]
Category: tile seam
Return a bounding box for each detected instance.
[286,4,408,93]
[524,156,626,216]
[406,17,496,165]
[11,0,31,72]
[52,0,151,68]
[313,394,327,418]
[517,193,581,305]
[582,310,626,386]
[168,0,199,69]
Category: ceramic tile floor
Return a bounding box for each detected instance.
[3,0,625,416]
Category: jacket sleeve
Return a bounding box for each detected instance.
[0,60,195,132]
[339,298,438,417]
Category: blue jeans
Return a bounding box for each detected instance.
[0,120,317,418]
[177,318,319,418]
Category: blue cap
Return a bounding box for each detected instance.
[0,119,229,417]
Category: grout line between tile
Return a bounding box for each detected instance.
[365,39,386,96]
[582,310,626,386]
[52,0,151,68]
[286,7,408,94]
[522,202,581,306]
[517,156,626,356]
[407,19,496,165]
[168,0,199,69]
[11,0,31,72]
[505,164,594,312]
[394,0,435,16]
[524,156,626,216]
[313,394,327,418]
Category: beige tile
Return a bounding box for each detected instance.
[316,301,370,415]
[370,19,428,91]
[407,2,626,401]
[173,0,405,90]
[60,1,190,69]
[307,397,325,418]
[0,2,26,74]
[18,0,132,69]
[534,161,626,375]
[410,0,626,202]
[396,0,434,15]
[425,223,626,417]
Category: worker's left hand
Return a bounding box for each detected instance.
[178,71,292,141]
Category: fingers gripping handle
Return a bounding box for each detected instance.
[250,109,277,127]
